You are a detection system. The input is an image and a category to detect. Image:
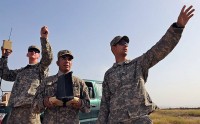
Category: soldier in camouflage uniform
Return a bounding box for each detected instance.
[96,5,195,124]
[0,26,53,124]
[32,50,90,124]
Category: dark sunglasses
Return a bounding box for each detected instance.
[28,48,40,53]
[60,55,73,60]
[117,40,129,46]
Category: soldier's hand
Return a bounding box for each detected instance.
[40,26,49,39]
[177,5,195,28]
[66,97,82,109]
[1,47,12,57]
[49,97,63,106]
[43,97,54,108]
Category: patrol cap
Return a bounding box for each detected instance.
[110,35,129,46]
[28,45,40,53]
[57,50,74,59]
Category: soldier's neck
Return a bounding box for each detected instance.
[29,59,38,64]
[115,57,127,63]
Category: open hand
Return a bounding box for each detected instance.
[49,97,63,106]
[44,96,63,108]
[177,5,195,27]
[66,97,82,109]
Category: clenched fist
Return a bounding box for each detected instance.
[40,26,49,39]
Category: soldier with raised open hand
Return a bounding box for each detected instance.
[96,5,195,124]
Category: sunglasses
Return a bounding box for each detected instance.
[117,40,129,46]
[28,48,40,53]
[60,55,73,60]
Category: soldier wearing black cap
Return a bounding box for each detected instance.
[33,50,90,124]
[0,26,53,124]
[97,5,195,124]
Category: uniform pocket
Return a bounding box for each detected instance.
[28,80,40,95]
[73,85,80,97]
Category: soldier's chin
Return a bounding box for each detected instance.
[123,53,127,56]
[64,68,70,72]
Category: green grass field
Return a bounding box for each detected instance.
[150,108,200,124]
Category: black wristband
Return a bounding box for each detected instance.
[173,23,184,28]
[1,56,8,59]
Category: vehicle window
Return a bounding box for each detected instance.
[85,82,95,98]
[88,87,94,98]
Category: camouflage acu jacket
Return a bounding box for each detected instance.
[32,72,90,124]
[0,37,53,107]
[96,23,184,124]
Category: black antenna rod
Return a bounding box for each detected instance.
[8,27,12,40]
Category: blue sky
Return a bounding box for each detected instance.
[0,1,199,108]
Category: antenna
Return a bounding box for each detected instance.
[2,28,13,52]
[8,28,12,40]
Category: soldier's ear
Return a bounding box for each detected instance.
[26,53,29,57]
[56,61,59,66]
[111,46,115,54]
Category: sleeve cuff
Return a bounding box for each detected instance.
[1,56,8,59]
[40,37,48,41]
[172,23,184,28]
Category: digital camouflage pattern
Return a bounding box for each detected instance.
[120,115,152,124]
[32,72,90,124]
[0,37,53,124]
[7,106,40,124]
[96,23,184,124]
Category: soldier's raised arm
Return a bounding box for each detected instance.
[39,26,53,75]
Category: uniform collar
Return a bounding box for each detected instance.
[25,63,38,69]
[113,59,131,67]
[57,70,72,77]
